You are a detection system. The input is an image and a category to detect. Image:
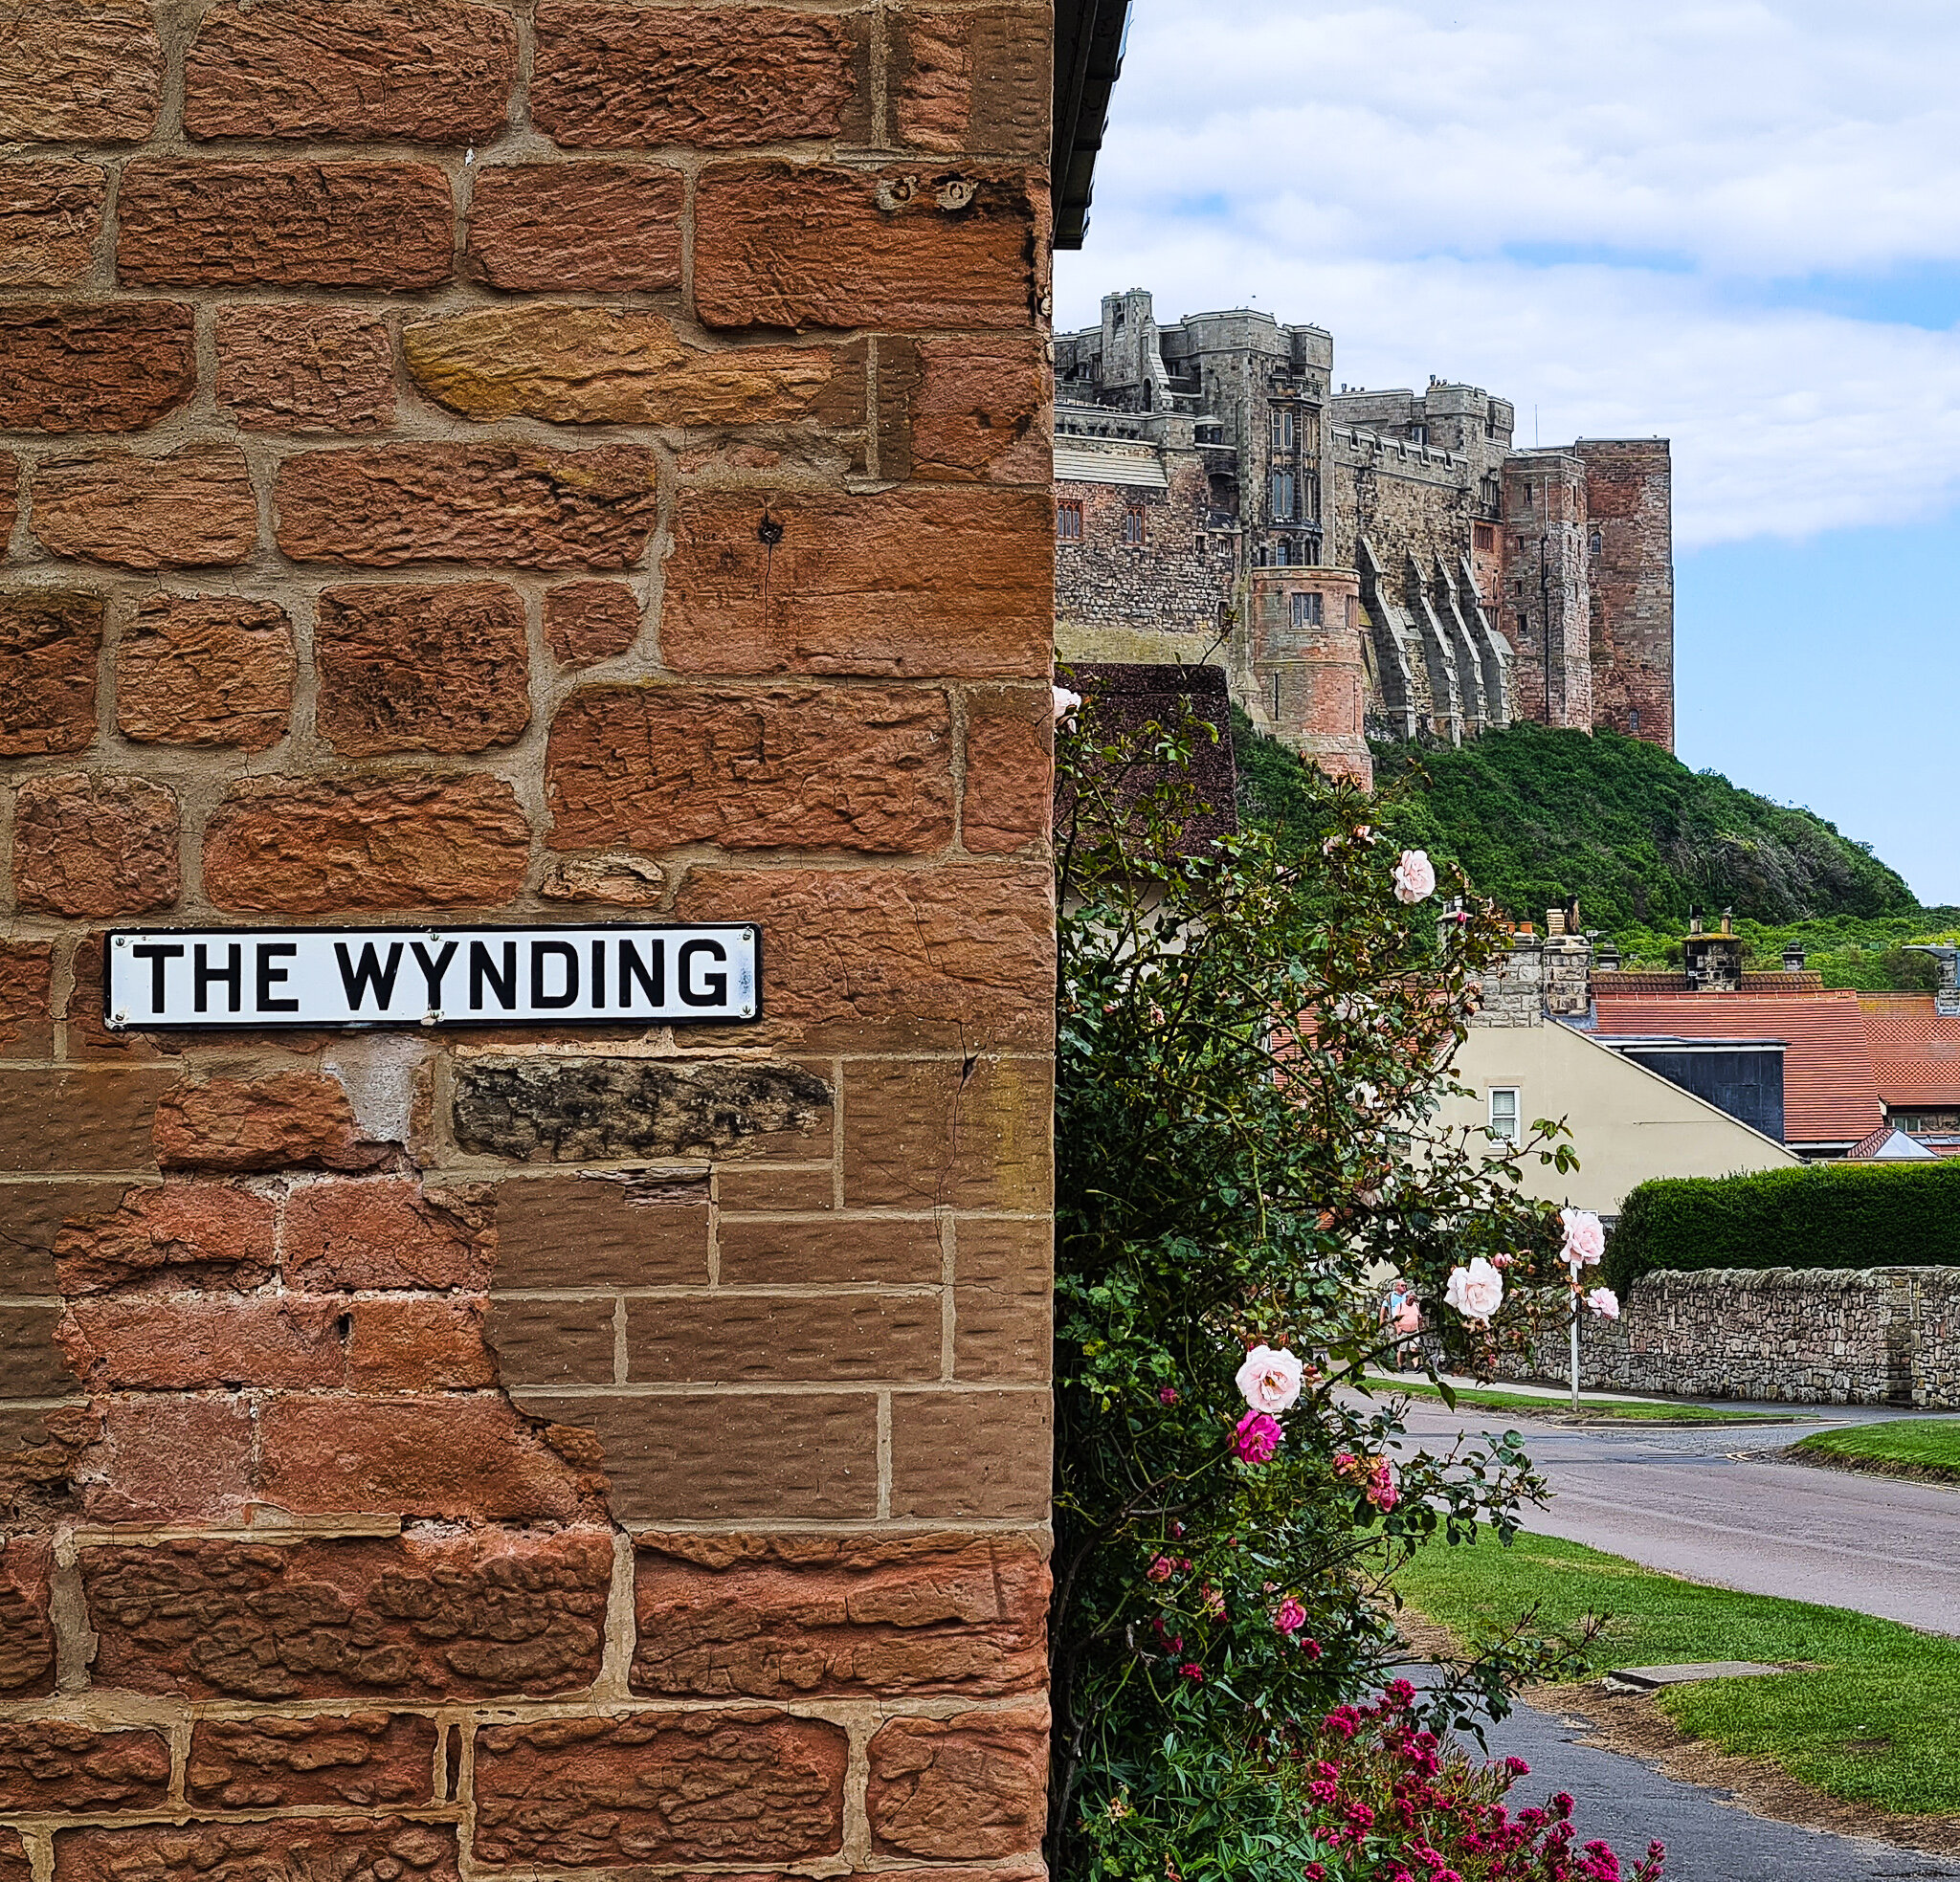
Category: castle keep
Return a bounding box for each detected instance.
[1054,290,1676,785]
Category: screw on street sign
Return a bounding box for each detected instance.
[103,925,760,1030]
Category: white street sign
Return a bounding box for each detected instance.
[102,925,760,1030]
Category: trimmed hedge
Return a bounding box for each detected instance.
[1605,1158,1960,1292]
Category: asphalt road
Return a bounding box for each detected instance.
[1392,1400,1960,1634]
[1476,1694,1960,1882]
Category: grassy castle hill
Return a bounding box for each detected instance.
[1233,714,1956,988]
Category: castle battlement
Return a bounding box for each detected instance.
[1054,290,1676,786]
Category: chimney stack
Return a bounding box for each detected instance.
[1596,937,1622,971]
[1783,942,1808,974]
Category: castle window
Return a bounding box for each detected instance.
[1488,1087,1520,1144]
[1516,612,1528,635]
[1056,499,1082,542]
[1122,502,1147,545]
[1410,424,1427,446]
[1272,410,1297,452]
[1522,481,1533,503]
[1303,472,1322,520]
[1474,523,1495,551]
[1271,471,1297,520]
[1629,708,1640,734]
[1292,591,1324,628]
[1590,529,1603,556]
[1194,533,1207,555]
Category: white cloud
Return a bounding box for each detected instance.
[1055,0,1960,545]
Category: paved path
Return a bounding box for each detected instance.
[1390,1400,1960,1633]
[1477,1693,1960,1881]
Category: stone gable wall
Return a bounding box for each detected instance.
[0,3,1056,1874]
[1514,1267,1960,1406]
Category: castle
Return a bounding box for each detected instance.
[1054,290,1676,786]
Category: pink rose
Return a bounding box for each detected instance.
[1235,1342,1304,1413]
[1147,1555,1175,1583]
[1052,685,1082,723]
[1234,1408,1282,1463]
[1586,1286,1620,1320]
[1443,1256,1504,1322]
[1561,1207,1606,1268]
[1392,849,1437,903]
[1158,1384,1179,1405]
[1274,1598,1308,1635]
[1367,1460,1399,1511]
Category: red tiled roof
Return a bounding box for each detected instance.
[1857,992,1960,1107]
[1592,990,1884,1146]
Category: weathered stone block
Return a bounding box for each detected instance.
[953,1218,1051,1382]
[316,582,531,755]
[880,331,1051,483]
[531,6,865,147]
[538,852,666,903]
[11,775,180,917]
[891,8,1051,157]
[472,1711,848,1867]
[82,1395,256,1523]
[866,1704,1048,1858]
[118,162,454,289]
[0,1305,68,1399]
[154,1074,390,1175]
[678,866,1053,1043]
[464,163,682,292]
[215,305,395,433]
[0,1721,170,1812]
[842,1056,1052,1208]
[117,594,295,751]
[275,443,659,568]
[545,583,640,666]
[483,1298,615,1387]
[405,306,844,428]
[630,1532,1048,1698]
[55,1183,276,1295]
[258,1392,601,1523]
[716,1214,940,1286]
[30,446,257,570]
[454,1057,832,1163]
[185,0,516,143]
[202,774,530,913]
[0,943,55,1058]
[189,1712,437,1809]
[512,1390,876,1522]
[546,684,953,853]
[54,1820,456,1882]
[345,1295,500,1391]
[890,1389,1052,1520]
[0,163,104,287]
[962,685,1053,852]
[0,1071,170,1175]
[0,303,195,432]
[492,1174,709,1288]
[694,164,1042,331]
[660,490,1051,676]
[0,591,100,756]
[84,1530,613,1699]
[286,1180,493,1291]
[57,1295,343,1391]
[0,1539,54,1698]
[0,3,161,142]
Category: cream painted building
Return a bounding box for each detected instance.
[1434,922,1797,1217]
[1446,1015,1798,1220]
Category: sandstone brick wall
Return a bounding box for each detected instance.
[1576,440,1674,751]
[1514,1268,1960,1406]
[1,3,1056,1876]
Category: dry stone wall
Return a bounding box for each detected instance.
[1515,1267,1960,1406]
[0,2,1056,1876]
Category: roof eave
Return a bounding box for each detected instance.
[1052,0,1131,250]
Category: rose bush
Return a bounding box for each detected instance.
[1052,698,1659,1882]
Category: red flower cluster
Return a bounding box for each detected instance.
[1293,1684,1665,1881]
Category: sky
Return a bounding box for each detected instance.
[1052,0,1960,905]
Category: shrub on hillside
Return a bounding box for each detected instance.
[1606,1160,1960,1292]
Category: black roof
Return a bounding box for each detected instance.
[1052,0,1131,249]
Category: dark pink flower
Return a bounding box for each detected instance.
[1178,1661,1204,1682]
[1158,1384,1179,1404]
[1273,1597,1308,1634]
[1146,1555,1175,1583]
[1234,1408,1282,1463]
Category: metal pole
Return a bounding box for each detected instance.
[1570,1289,1581,1413]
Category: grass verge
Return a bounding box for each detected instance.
[1360,1374,1806,1426]
[1793,1418,1960,1484]
[1396,1529,1960,1816]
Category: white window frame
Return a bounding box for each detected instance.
[1488,1087,1521,1143]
